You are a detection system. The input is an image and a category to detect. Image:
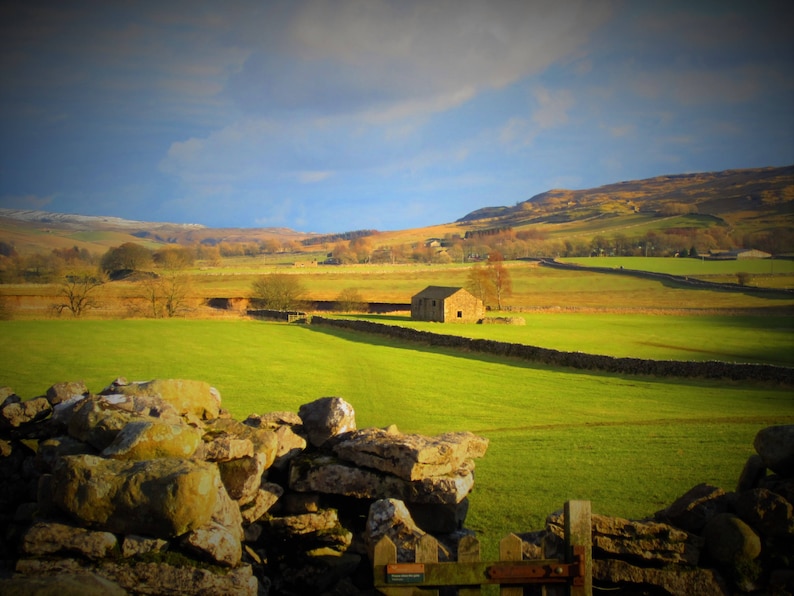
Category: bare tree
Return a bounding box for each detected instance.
[54,273,105,317]
[487,252,512,310]
[138,273,191,318]
[250,273,306,310]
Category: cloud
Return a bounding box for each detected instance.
[0,194,55,210]
[228,0,616,120]
[297,171,333,184]
[532,87,574,128]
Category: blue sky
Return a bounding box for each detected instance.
[1,1,792,233]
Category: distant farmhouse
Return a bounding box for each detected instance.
[706,249,772,260]
[411,286,484,323]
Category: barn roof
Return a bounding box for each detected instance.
[412,286,468,300]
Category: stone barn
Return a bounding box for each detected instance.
[410,286,484,323]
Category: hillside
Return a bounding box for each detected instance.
[1,165,792,256]
[458,166,794,234]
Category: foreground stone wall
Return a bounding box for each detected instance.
[0,379,792,595]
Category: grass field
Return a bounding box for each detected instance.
[2,318,792,558]
[342,312,794,366]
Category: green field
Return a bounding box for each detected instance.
[2,319,792,558]
[342,312,794,365]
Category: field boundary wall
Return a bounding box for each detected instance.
[537,258,794,296]
[310,316,794,384]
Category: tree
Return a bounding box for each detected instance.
[334,287,367,312]
[250,273,306,310]
[54,273,105,317]
[486,252,512,310]
[100,243,152,275]
[138,273,191,318]
[153,246,194,270]
[466,263,495,307]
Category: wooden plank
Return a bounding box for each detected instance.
[417,534,439,596]
[458,535,481,596]
[499,533,523,596]
[564,500,592,596]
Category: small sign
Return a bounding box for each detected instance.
[386,563,425,584]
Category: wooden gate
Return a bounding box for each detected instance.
[373,500,591,596]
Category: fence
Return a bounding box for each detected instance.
[373,500,592,596]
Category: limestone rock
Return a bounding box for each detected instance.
[408,499,469,533]
[203,418,279,468]
[15,558,259,596]
[594,559,728,595]
[1,396,52,428]
[100,378,221,420]
[101,420,203,460]
[365,498,447,562]
[737,454,767,492]
[219,453,269,505]
[655,483,728,532]
[289,452,474,505]
[704,513,762,564]
[264,508,353,554]
[332,427,488,481]
[183,521,242,567]
[0,572,128,596]
[121,535,169,557]
[271,424,308,469]
[21,521,117,560]
[46,381,89,406]
[586,514,703,566]
[240,482,283,524]
[754,425,794,476]
[298,397,356,447]
[203,435,254,461]
[35,436,95,473]
[733,487,794,537]
[66,395,146,449]
[51,454,220,538]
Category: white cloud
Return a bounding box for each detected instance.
[532,87,574,129]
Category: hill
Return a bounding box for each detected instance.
[458,166,794,233]
[1,165,792,256]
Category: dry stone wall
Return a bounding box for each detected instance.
[0,379,792,595]
[312,316,794,384]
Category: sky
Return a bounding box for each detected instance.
[1,1,792,233]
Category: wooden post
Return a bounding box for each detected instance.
[458,535,481,596]
[564,500,592,596]
[416,534,439,596]
[499,533,523,596]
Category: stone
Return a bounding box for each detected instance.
[203,418,279,468]
[50,394,90,427]
[733,487,794,537]
[121,534,169,557]
[594,559,728,595]
[365,498,450,562]
[264,508,353,554]
[219,453,269,505]
[101,420,203,460]
[737,454,767,491]
[183,521,242,567]
[35,436,95,473]
[0,386,18,402]
[408,499,469,534]
[51,454,221,538]
[278,553,361,594]
[655,483,728,532]
[0,572,128,596]
[100,378,221,420]
[289,452,475,505]
[298,397,356,447]
[332,427,488,481]
[15,558,259,596]
[46,381,89,406]
[203,436,254,461]
[704,513,762,564]
[21,521,117,560]
[66,395,145,449]
[0,396,52,428]
[590,514,703,566]
[240,482,284,524]
[271,424,308,469]
[754,425,794,476]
